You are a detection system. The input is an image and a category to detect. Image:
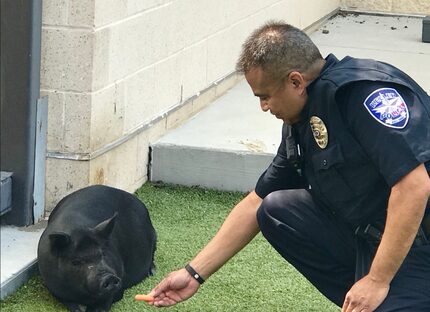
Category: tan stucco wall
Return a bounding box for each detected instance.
[41,0,341,212]
[342,0,430,15]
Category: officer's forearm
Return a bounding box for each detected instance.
[368,164,430,284]
[189,191,263,280]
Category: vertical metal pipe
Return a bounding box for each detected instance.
[29,0,44,223]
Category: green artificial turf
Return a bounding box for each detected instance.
[0,183,339,311]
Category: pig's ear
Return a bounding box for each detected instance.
[49,232,71,250]
[93,212,118,239]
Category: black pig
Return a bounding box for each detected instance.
[37,185,157,312]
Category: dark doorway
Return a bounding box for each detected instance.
[1,0,44,226]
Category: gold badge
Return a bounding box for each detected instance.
[310,116,328,149]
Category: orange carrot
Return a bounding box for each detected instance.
[135,294,154,302]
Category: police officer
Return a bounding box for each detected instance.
[149,22,430,311]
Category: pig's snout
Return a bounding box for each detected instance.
[100,274,121,294]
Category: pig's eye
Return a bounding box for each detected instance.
[71,259,83,266]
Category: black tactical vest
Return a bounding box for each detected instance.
[295,55,430,227]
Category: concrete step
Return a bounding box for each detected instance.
[150,79,283,192]
[0,222,46,300]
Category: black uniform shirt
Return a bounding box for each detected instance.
[256,61,430,214]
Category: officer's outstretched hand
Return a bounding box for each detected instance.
[148,268,201,307]
[341,274,389,312]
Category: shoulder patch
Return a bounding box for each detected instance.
[363,88,409,129]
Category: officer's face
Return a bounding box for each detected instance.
[245,66,308,124]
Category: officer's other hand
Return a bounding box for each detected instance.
[341,275,389,312]
[148,268,201,307]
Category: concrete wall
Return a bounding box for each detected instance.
[41,0,340,212]
[342,0,430,15]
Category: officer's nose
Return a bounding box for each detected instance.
[260,100,269,112]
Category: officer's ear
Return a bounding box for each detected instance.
[287,71,306,92]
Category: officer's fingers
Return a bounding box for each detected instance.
[148,285,162,298]
[351,309,370,312]
[349,301,368,312]
[149,291,166,306]
[341,295,351,312]
[151,292,171,307]
[149,277,171,298]
[153,296,177,307]
[342,296,360,312]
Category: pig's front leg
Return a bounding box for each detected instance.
[86,299,113,312]
[62,301,87,312]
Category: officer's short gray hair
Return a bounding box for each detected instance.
[236,21,322,82]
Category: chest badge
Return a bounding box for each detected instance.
[363,88,409,129]
[310,116,328,149]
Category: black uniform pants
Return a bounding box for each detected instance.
[256,189,430,311]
